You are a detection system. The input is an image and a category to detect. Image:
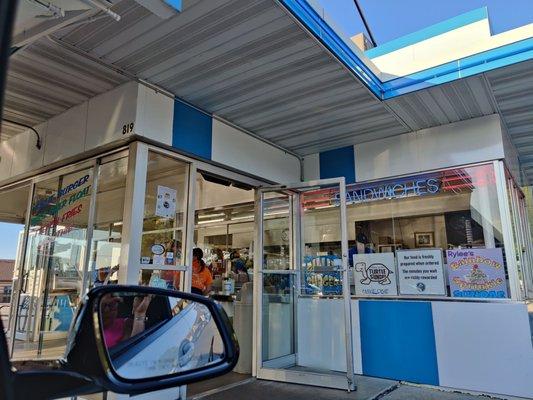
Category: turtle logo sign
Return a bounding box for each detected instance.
[353,253,398,296]
[355,262,392,285]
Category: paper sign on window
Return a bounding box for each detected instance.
[446,248,507,299]
[353,253,398,296]
[397,249,446,295]
[155,185,177,218]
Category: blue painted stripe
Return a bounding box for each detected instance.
[366,8,488,59]
[279,0,383,98]
[382,37,533,98]
[359,300,439,385]
[172,100,213,160]
[319,146,355,184]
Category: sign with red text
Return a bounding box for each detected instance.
[447,248,507,298]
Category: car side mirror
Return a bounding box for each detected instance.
[63,285,239,396]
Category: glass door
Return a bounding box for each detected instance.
[255,178,355,390]
[11,166,95,360]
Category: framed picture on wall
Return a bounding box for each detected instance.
[414,232,434,247]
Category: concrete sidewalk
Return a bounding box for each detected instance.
[188,377,498,400]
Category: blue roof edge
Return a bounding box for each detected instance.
[279,0,533,101]
[381,37,533,99]
[365,7,489,59]
[279,0,384,98]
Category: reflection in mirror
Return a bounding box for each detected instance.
[98,291,225,380]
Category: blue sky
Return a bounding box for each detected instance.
[0,223,23,260]
[317,0,532,44]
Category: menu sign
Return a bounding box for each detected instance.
[446,248,507,298]
[397,249,446,295]
[353,253,398,296]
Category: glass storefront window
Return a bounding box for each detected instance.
[14,167,94,359]
[262,193,291,271]
[140,152,189,290]
[194,173,255,295]
[88,155,128,288]
[343,163,510,299]
[301,188,344,296]
[0,184,31,335]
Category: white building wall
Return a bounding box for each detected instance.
[355,115,505,182]
[0,82,174,185]
[45,103,86,164]
[10,121,47,177]
[369,15,533,80]
[302,153,320,181]
[432,301,533,398]
[211,119,301,184]
[501,121,522,184]
[134,84,174,145]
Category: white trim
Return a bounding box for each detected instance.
[339,178,356,391]
[493,160,521,301]
[80,161,100,296]
[256,368,351,390]
[8,183,34,357]
[183,162,196,293]
[119,143,148,285]
[255,178,354,390]
[262,354,297,369]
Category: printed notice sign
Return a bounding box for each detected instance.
[397,249,446,295]
[447,248,507,298]
[155,185,177,218]
[354,253,398,296]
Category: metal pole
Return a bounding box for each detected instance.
[493,161,521,301]
[9,183,35,356]
[37,176,63,355]
[353,0,377,47]
[339,178,356,391]
[80,161,100,296]
[184,163,197,293]
[252,189,263,377]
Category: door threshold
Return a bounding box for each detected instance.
[257,367,352,391]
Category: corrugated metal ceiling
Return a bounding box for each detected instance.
[2,0,408,154]
[486,59,533,182]
[385,75,498,130]
[3,39,128,139]
[386,60,533,182]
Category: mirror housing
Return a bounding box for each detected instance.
[63,285,239,396]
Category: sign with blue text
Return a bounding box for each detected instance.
[332,176,441,205]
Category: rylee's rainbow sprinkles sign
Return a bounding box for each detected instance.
[446,248,508,298]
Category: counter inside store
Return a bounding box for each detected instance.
[207,250,254,374]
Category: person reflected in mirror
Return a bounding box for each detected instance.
[101,293,152,348]
[192,248,213,296]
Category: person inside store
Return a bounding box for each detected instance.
[348,229,375,267]
[209,248,225,277]
[230,250,249,282]
[100,293,152,349]
[192,247,213,295]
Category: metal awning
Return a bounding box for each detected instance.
[2,0,408,152]
[2,0,532,177]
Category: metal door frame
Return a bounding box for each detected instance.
[253,177,355,391]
